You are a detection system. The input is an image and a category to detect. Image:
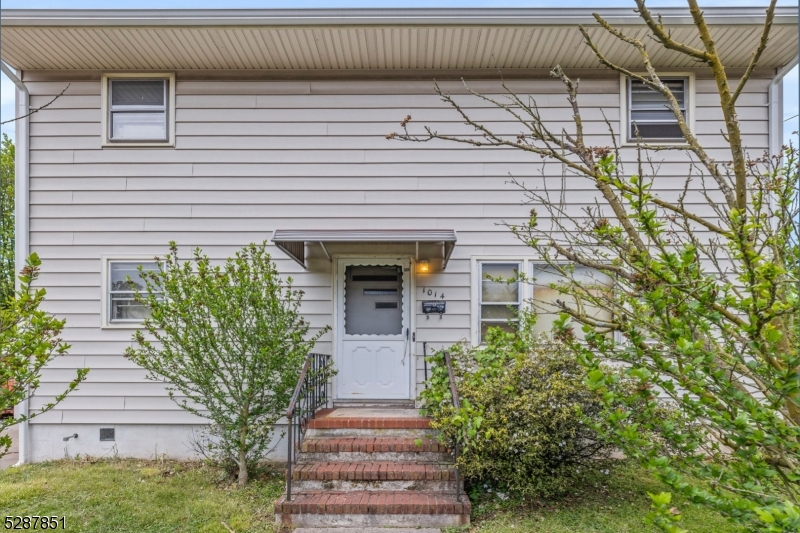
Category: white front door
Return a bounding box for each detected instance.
[336,259,411,399]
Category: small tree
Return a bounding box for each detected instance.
[1,254,88,458]
[391,1,799,531]
[0,134,15,306]
[125,242,328,486]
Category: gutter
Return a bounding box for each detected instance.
[0,61,30,466]
[769,57,799,157]
[0,7,796,27]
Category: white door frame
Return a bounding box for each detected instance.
[333,255,415,400]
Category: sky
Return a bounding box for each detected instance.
[1,0,797,148]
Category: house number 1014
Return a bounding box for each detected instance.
[420,288,445,299]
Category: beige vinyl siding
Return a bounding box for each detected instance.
[26,73,770,424]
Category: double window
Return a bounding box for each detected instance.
[102,74,175,146]
[625,76,691,143]
[475,260,613,344]
[103,259,160,327]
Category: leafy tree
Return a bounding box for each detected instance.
[1,254,88,458]
[392,1,799,531]
[0,134,14,306]
[125,242,329,486]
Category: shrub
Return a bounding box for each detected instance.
[125,242,329,486]
[1,254,88,458]
[421,325,615,498]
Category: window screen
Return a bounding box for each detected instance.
[479,263,521,343]
[344,265,403,335]
[108,79,168,142]
[629,78,686,141]
[108,261,159,323]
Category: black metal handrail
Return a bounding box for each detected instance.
[443,351,462,502]
[285,352,332,501]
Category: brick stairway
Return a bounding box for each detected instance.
[275,408,470,528]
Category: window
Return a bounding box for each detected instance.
[531,265,613,339]
[626,77,688,142]
[103,259,160,326]
[101,74,175,146]
[478,262,521,343]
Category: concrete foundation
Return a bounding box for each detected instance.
[25,423,286,462]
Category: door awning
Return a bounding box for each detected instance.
[272,229,457,270]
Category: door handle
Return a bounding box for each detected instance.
[401,328,409,366]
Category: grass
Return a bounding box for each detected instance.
[446,461,745,533]
[0,459,285,533]
[1,459,743,533]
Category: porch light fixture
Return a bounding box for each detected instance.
[418,260,430,273]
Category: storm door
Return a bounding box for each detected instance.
[336,259,411,399]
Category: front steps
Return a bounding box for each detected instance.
[275,408,470,528]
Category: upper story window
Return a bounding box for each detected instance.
[101,73,175,147]
[478,262,521,343]
[627,77,689,143]
[103,259,160,327]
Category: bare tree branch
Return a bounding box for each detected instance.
[0,84,70,125]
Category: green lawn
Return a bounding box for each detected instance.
[0,459,285,533]
[1,459,741,533]
[448,462,744,533]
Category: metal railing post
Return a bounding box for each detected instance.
[284,353,332,503]
[443,351,462,502]
[287,415,294,501]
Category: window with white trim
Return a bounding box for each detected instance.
[106,260,159,324]
[102,74,175,145]
[478,262,522,343]
[627,78,687,142]
[531,265,613,339]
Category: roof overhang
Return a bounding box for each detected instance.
[272,229,457,270]
[1,7,797,72]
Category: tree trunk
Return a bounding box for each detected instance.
[237,401,250,487]
[237,446,248,486]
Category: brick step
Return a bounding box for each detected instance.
[301,437,447,454]
[308,409,431,430]
[291,462,459,492]
[306,426,438,439]
[275,491,470,528]
[299,437,451,463]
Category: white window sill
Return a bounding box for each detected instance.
[101,323,146,330]
[621,141,691,148]
[102,142,174,148]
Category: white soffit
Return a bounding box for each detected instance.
[0,7,797,71]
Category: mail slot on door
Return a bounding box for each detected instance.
[422,301,446,315]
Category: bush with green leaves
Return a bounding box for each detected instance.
[421,324,617,498]
[1,254,88,458]
[1,134,15,306]
[125,242,329,486]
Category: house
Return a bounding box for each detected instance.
[1,6,797,466]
